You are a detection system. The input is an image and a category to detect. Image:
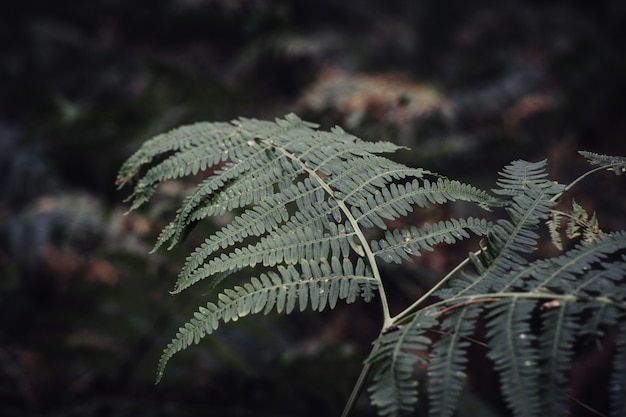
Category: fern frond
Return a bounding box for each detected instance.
[610,319,626,417]
[177,216,354,293]
[367,310,439,417]
[119,113,626,417]
[116,121,238,188]
[493,159,552,195]
[173,181,331,292]
[121,121,277,211]
[523,231,626,294]
[452,160,564,296]
[155,149,290,250]
[427,304,481,417]
[371,217,491,263]
[484,298,541,417]
[120,114,496,387]
[537,301,580,417]
[350,178,494,230]
[156,257,376,382]
[579,150,626,175]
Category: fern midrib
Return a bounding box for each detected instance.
[265,138,393,327]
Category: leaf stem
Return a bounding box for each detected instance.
[552,165,607,202]
[390,254,473,323]
[341,343,379,417]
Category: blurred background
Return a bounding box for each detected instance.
[1,0,626,416]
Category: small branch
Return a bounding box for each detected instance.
[434,297,500,315]
[390,255,473,323]
[552,166,607,202]
[341,343,379,417]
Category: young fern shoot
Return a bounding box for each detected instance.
[119,114,626,417]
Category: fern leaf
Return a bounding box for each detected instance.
[351,178,494,230]
[428,304,481,417]
[179,220,354,294]
[367,310,439,417]
[547,211,563,250]
[116,121,238,188]
[494,159,551,195]
[452,160,564,296]
[523,231,626,294]
[156,257,376,383]
[485,298,541,417]
[579,150,626,175]
[610,319,626,417]
[371,218,491,263]
[172,183,330,292]
[537,301,580,417]
[155,150,289,250]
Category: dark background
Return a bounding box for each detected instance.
[1,1,626,416]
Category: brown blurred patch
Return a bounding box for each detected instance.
[41,245,119,286]
[297,69,453,126]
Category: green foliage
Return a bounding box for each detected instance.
[119,114,626,417]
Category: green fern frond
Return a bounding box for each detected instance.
[176,216,354,293]
[119,114,495,388]
[451,160,563,296]
[118,114,626,417]
[154,149,289,250]
[117,120,239,188]
[427,304,481,417]
[610,320,626,417]
[351,178,494,230]
[157,257,376,383]
[431,237,626,417]
[484,298,541,417]
[371,217,491,263]
[579,150,626,175]
[493,159,552,196]
[367,311,439,417]
[522,231,626,294]
[537,301,580,417]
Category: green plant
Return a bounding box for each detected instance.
[117,113,626,417]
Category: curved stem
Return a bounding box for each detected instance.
[391,254,474,323]
[551,166,607,202]
[341,343,379,417]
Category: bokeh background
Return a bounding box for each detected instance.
[1,0,626,416]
